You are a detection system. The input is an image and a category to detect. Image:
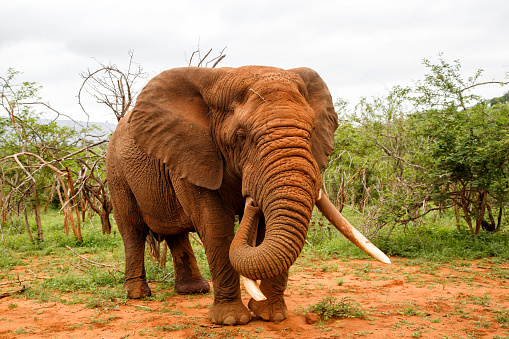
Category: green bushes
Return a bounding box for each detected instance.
[324,55,508,237]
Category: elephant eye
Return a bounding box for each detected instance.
[236,128,246,142]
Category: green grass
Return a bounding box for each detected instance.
[0,208,213,309]
[307,296,366,320]
[305,208,509,262]
[1,206,508,315]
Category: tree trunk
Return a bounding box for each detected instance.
[23,207,34,243]
[99,208,112,235]
[496,205,503,231]
[58,178,75,236]
[453,201,461,230]
[459,193,474,233]
[474,190,487,235]
[44,182,57,212]
[0,179,7,226]
[66,168,82,242]
[32,185,43,241]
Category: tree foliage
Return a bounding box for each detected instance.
[325,55,509,235]
[1,68,110,243]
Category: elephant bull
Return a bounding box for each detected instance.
[105,66,389,325]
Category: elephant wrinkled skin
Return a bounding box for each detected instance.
[106,66,384,325]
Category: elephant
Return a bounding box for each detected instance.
[105,65,390,325]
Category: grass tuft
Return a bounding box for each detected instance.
[307,296,366,320]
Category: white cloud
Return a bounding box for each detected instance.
[1,0,508,122]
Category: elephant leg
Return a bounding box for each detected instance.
[197,220,250,325]
[248,271,289,322]
[204,234,251,325]
[110,186,151,299]
[166,233,210,294]
[170,177,251,325]
[122,227,151,299]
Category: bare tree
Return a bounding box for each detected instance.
[187,46,227,68]
[79,50,148,122]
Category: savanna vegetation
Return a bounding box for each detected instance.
[1,53,509,338]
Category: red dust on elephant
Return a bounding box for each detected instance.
[105,66,390,325]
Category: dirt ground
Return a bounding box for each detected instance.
[1,257,508,338]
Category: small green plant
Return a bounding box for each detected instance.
[194,327,216,338]
[494,309,509,324]
[393,319,413,328]
[355,331,374,336]
[398,303,425,317]
[8,303,18,309]
[356,263,372,273]
[307,296,366,320]
[14,327,30,335]
[412,331,422,338]
[468,293,491,306]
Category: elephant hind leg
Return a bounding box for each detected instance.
[167,233,210,295]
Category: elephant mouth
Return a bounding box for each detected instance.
[237,192,391,302]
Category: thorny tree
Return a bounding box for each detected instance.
[0,68,110,243]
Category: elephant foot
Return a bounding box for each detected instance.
[175,277,210,295]
[124,279,152,299]
[248,297,288,322]
[208,300,252,325]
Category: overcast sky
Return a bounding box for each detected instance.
[1,0,508,124]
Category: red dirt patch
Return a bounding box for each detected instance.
[1,258,508,338]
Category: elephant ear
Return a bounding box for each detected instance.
[128,67,225,190]
[289,67,339,170]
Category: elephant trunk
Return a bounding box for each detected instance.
[229,150,318,281]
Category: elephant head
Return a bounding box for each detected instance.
[127,66,389,297]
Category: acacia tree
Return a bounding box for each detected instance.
[411,57,509,234]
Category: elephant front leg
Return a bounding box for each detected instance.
[166,233,210,294]
[248,271,289,322]
[201,230,252,325]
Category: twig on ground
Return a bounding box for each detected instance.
[66,245,121,272]
[149,270,174,283]
[0,286,26,299]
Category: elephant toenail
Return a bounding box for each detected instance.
[273,313,285,322]
[223,315,236,325]
[239,314,250,324]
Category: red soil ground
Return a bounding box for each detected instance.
[1,258,508,338]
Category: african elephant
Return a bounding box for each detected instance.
[105,66,389,325]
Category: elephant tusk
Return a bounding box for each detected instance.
[315,190,391,264]
[241,275,267,301]
[245,196,254,208]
